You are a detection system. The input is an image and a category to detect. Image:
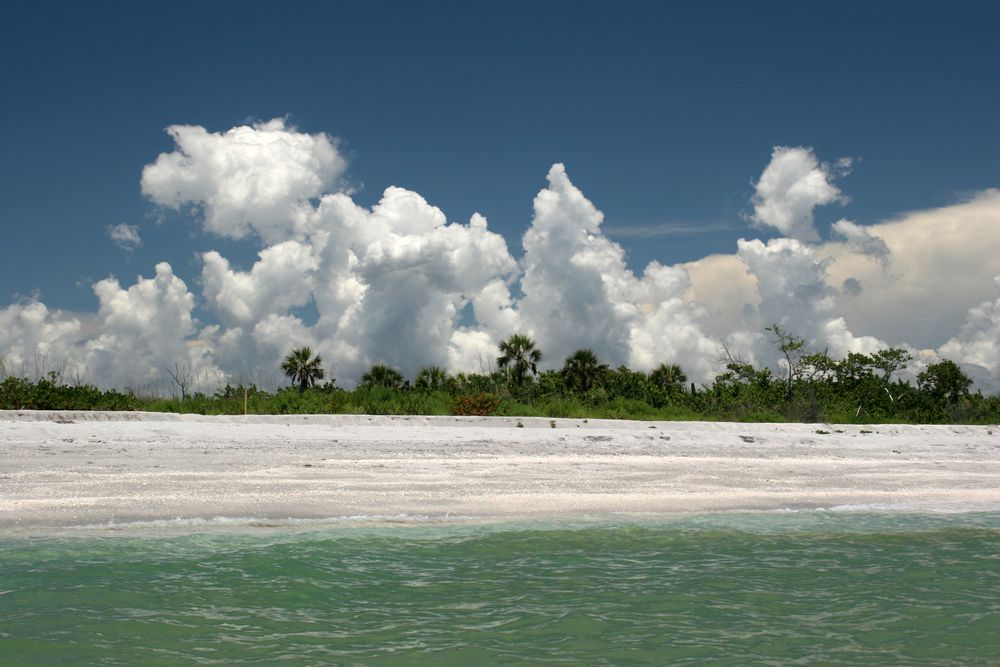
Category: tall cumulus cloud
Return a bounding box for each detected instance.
[3,121,999,393]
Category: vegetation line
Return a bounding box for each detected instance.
[2,329,997,424]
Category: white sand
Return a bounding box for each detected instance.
[2,410,999,533]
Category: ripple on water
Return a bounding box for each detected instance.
[1,512,999,665]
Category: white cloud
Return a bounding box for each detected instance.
[0,301,85,378]
[731,237,886,365]
[323,188,519,382]
[84,263,220,392]
[201,241,318,328]
[737,237,834,333]
[684,193,1000,387]
[134,124,710,382]
[447,328,500,376]
[250,314,316,360]
[107,223,142,250]
[937,276,1000,393]
[174,179,521,386]
[628,290,720,383]
[681,253,760,338]
[750,146,848,242]
[141,118,345,243]
[4,121,999,394]
[819,189,1000,348]
[1,265,221,393]
[516,164,719,380]
[471,279,520,337]
[516,163,637,367]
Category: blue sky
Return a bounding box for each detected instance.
[3,0,997,309]
[1,1,999,390]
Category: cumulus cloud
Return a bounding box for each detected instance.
[683,191,1000,385]
[107,223,142,250]
[311,187,520,381]
[164,157,523,385]
[937,276,1000,393]
[141,118,345,243]
[3,121,999,393]
[201,241,318,328]
[515,164,719,381]
[627,283,721,383]
[516,163,636,367]
[819,189,1000,348]
[0,301,85,378]
[750,146,849,242]
[2,263,222,393]
[732,237,885,365]
[83,262,220,391]
[737,237,835,333]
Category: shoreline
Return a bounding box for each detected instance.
[2,411,999,535]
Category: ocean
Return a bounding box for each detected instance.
[2,512,998,665]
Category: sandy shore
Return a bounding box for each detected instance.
[2,410,999,533]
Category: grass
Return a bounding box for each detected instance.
[4,376,997,424]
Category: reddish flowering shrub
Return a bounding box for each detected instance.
[452,393,500,416]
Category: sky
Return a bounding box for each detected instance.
[1,0,999,392]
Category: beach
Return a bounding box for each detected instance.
[5,411,1000,665]
[2,410,998,533]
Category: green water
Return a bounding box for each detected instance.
[2,513,999,666]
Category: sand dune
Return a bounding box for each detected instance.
[2,410,998,533]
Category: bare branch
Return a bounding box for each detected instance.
[165,362,193,401]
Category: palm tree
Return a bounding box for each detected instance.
[650,363,687,391]
[414,366,449,392]
[359,363,404,389]
[497,333,542,386]
[561,349,609,393]
[281,347,325,394]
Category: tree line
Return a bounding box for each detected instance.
[2,328,997,423]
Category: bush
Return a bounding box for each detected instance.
[452,393,500,416]
[0,376,143,411]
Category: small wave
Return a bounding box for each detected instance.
[7,514,1000,665]
[69,513,480,533]
[823,501,1000,514]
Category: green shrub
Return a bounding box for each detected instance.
[596,398,658,420]
[0,376,143,411]
[497,400,547,417]
[348,387,452,415]
[539,398,590,419]
[656,404,705,421]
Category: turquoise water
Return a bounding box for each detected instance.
[2,513,999,665]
